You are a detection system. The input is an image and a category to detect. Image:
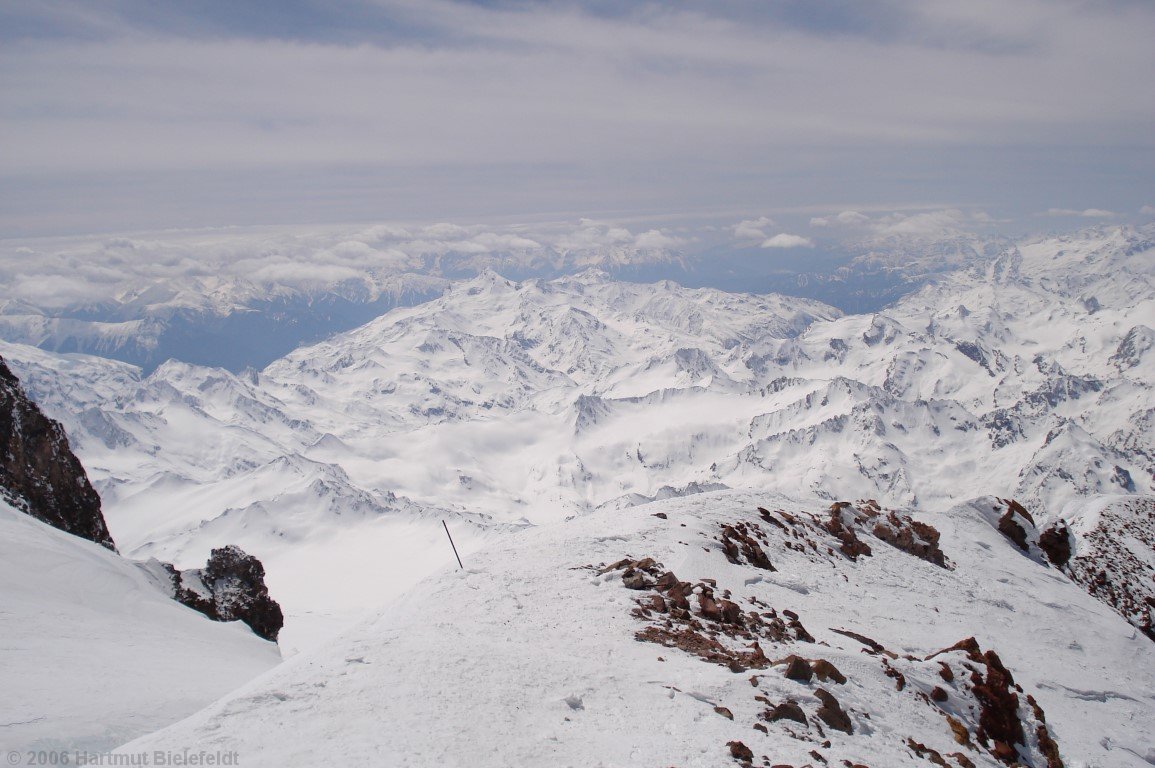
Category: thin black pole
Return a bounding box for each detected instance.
[443,519,464,570]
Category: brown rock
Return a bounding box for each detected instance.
[714,706,734,720]
[767,700,807,725]
[992,741,1017,763]
[1038,524,1072,567]
[830,628,891,656]
[720,522,776,570]
[622,570,651,590]
[906,738,949,766]
[997,511,1029,551]
[789,618,816,643]
[783,655,814,682]
[598,558,632,574]
[0,357,116,551]
[699,593,723,622]
[931,686,949,702]
[814,688,853,734]
[927,637,982,662]
[1004,498,1036,525]
[812,659,846,684]
[728,740,754,763]
[1035,725,1064,768]
[643,594,667,613]
[971,650,1025,761]
[947,716,971,746]
[822,508,873,561]
[719,599,745,626]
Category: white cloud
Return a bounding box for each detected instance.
[809,211,870,228]
[836,211,871,226]
[246,261,364,285]
[1141,205,1155,216]
[732,216,775,241]
[761,233,815,249]
[1043,208,1118,218]
[553,220,635,251]
[634,230,685,250]
[872,209,966,237]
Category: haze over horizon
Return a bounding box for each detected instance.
[2,0,1154,237]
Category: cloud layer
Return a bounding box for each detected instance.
[0,218,688,310]
[1,0,1153,234]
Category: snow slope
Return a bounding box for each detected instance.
[119,490,1155,767]
[0,500,280,752]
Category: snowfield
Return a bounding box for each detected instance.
[119,490,1155,767]
[0,501,280,753]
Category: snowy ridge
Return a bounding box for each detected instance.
[0,500,278,752]
[118,490,1155,767]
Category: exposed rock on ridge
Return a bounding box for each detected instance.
[158,546,284,642]
[0,355,116,550]
[2,355,282,642]
[989,496,1154,642]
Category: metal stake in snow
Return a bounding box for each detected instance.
[442,519,464,570]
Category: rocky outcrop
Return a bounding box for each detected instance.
[603,507,1063,768]
[988,496,1153,642]
[163,546,284,642]
[996,499,1034,552]
[0,356,116,551]
[1036,523,1071,567]
[1061,497,1154,642]
[2,357,282,643]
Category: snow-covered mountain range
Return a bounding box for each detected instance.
[0,217,1034,373]
[1,224,1152,765]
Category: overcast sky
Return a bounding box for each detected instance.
[1,0,1153,237]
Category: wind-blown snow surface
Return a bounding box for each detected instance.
[1,227,1152,652]
[119,490,1155,767]
[0,500,279,752]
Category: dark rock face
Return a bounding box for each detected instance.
[1037,523,1072,567]
[996,499,1033,552]
[969,650,1024,764]
[767,700,807,725]
[814,688,853,734]
[783,655,814,682]
[0,356,116,551]
[172,546,284,642]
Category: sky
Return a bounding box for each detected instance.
[1,0,1154,238]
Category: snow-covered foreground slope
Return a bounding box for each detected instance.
[0,501,280,752]
[120,490,1155,768]
[2,226,1152,652]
